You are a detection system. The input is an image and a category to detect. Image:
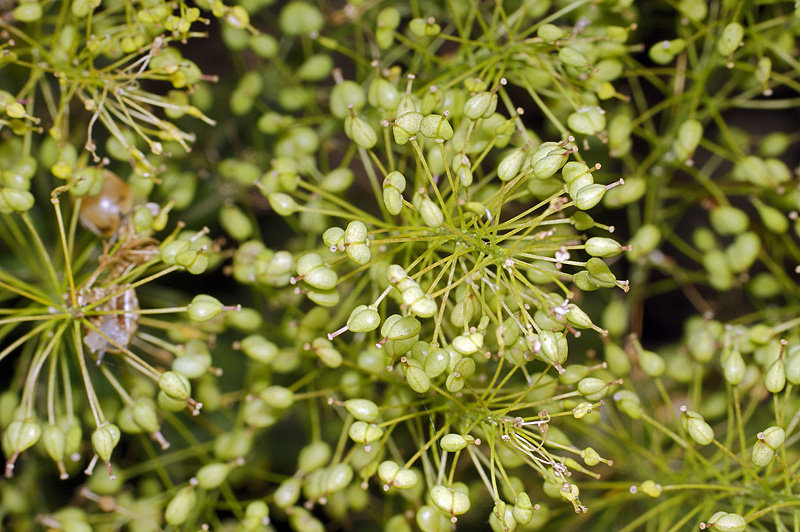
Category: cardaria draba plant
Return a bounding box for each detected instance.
[2,0,800,532]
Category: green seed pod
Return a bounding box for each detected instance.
[585,237,624,258]
[567,107,606,136]
[452,333,483,355]
[604,341,631,376]
[672,119,703,163]
[13,2,43,21]
[567,173,594,199]
[608,114,633,157]
[445,373,466,393]
[195,462,234,490]
[165,485,196,526]
[440,434,475,453]
[4,418,41,455]
[406,365,431,394]
[393,112,423,145]
[752,199,788,234]
[532,153,566,180]
[627,224,661,261]
[420,114,454,141]
[765,357,786,393]
[498,149,527,182]
[424,348,450,378]
[751,439,774,468]
[430,485,470,517]
[680,409,714,445]
[159,371,191,401]
[648,39,686,64]
[578,377,612,401]
[91,423,121,463]
[408,17,441,38]
[710,205,749,235]
[267,192,297,216]
[345,305,380,333]
[249,33,278,58]
[383,315,421,340]
[586,258,616,286]
[614,390,642,419]
[158,390,186,412]
[344,399,379,423]
[419,197,444,228]
[574,270,601,291]
[703,249,733,291]
[538,330,568,368]
[297,54,334,82]
[43,424,66,466]
[289,507,325,532]
[131,399,160,434]
[220,205,253,241]
[330,81,366,119]
[260,386,294,409]
[175,249,209,275]
[243,501,270,531]
[562,161,590,184]
[325,463,354,493]
[538,23,566,43]
[346,115,378,149]
[416,505,449,532]
[603,176,645,208]
[463,91,495,121]
[278,1,323,35]
[559,47,590,69]
[0,188,34,213]
[706,512,746,532]
[762,426,786,449]
[348,421,384,445]
[512,492,533,525]
[240,335,278,364]
[565,305,594,330]
[489,503,516,532]
[723,349,746,385]
[297,440,331,472]
[785,351,800,385]
[638,348,665,378]
[574,184,607,210]
[717,22,744,58]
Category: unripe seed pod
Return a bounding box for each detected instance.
[348,421,384,444]
[43,424,66,463]
[0,188,34,213]
[717,23,744,58]
[710,205,749,235]
[345,115,378,149]
[298,440,331,472]
[538,23,566,43]
[159,371,191,401]
[559,47,590,69]
[165,485,196,526]
[568,107,606,135]
[574,184,607,210]
[765,357,786,393]
[424,348,450,378]
[566,304,594,329]
[586,258,616,286]
[243,501,270,530]
[325,463,354,493]
[513,492,533,525]
[441,434,475,452]
[498,149,527,182]
[195,462,234,490]
[762,426,785,449]
[346,305,380,333]
[785,351,800,385]
[419,197,444,228]
[585,237,624,258]
[614,390,642,419]
[260,386,294,409]
[267,192,297,216]
[648,39,686,65]
[627,224,661,261]
[91,423,121,462]
[680,409,714,445]
[5,418,41,455]
[420,114,454,140]
[393,112,423,145]
[574,270,601,291]
[577,377,609,400]
[672,119,703,163]
[753,199,788,234]
[430,485,471,516]
[463,92,497,121]
[158,391,186,412]
[406,365,431,394]
[452,333,483,355]
[638,348,665,378]
[175,249,209,275]
[562,161,590,184]
[567,173,594,199]
[723,349,746,385]
[344,399,379,422]
[703,249,733,291]
[705,512,746,532]
[132,399,160,434]
[532,153,566,180]
[383,315,421,340]
[240,335,278,364]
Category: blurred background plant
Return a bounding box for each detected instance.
[1,0,800,531]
